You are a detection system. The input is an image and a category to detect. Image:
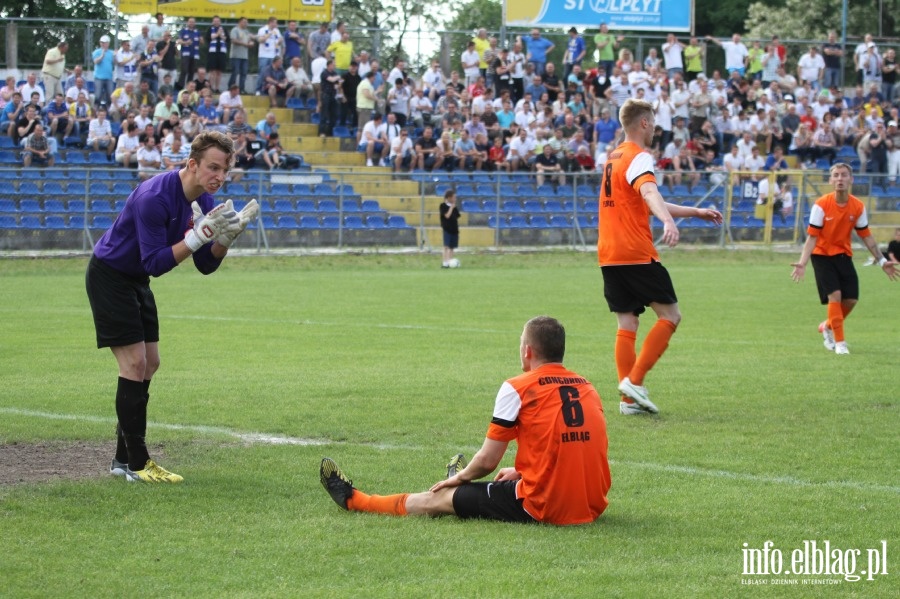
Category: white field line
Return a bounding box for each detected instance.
[3,407,898,495]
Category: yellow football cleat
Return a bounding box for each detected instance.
[125,459,184,483]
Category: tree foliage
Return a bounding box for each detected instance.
[333,0,445,68]
[0,0,114,69]
[694,0,754,37]
[745,0,881,41]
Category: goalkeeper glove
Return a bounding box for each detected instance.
[216,199,260,249]
[184,201,239,252]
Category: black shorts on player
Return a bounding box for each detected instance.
[601,260,679,315]
[811,254,859,304]
[452,480,537,523]
[85,255,159,348]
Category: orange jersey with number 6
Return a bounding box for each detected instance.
[487,363,611,525]
[598,141,660,266]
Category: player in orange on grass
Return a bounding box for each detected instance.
[790,162,897,354]
[598,98,722,415]
[320,316,611,526]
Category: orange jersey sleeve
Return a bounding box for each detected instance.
[486,363,611,525]
[597,141,661,266]
[807,193,870,256]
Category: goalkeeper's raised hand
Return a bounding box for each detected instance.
[216,199,260,249]
[184,201,239,252]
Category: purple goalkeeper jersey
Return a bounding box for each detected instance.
[92,170,223,278]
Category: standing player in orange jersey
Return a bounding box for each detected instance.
[598,99,722,415]
[320,316,611,526]
[791,162,897,354]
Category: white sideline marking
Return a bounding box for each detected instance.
[166,314,513,335]
[3,407,898,494]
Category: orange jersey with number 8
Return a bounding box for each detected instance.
[598,141,660,266]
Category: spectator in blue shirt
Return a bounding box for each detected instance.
[523,29,555,76]
[92,35,116,107]
[525,75,547,102]
[593,107,620,147]
[564,27,586,80]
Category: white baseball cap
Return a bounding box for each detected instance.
[100,35,110,43]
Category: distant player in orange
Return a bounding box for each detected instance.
[320,316,611,526]
[599,98,722,415]
[791,163,897,354]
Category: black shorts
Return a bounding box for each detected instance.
[442,231,459,249]
[811,254,859,304]
[452,480,537,523]
[601,261,678,315]
[85,255,159,348]
[206,53,227,71]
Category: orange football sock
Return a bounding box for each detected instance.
[629,319,677,386]
[828,301,845,343]
[347,491,409,516]
[616,329,637,403]
[841,302,854,318]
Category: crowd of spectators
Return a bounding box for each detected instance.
[3,15,900,187]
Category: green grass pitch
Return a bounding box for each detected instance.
[0,250,896,597]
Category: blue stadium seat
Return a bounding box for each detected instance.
[321,215,340,228]
[535,183,555,197]
[110,170,135,181]
[434,183,453,197]
[336,184,359,199]
[332,126,353,139]
[45,215,67,229]
[475,183,495,197]
[112,182,134,196]
[89,182,112,197]
[68,215,85,229]
[271,183,292,195]
[65,152,87,165]
[293,184,313,196]
[88,152,110,164]
[19,200,43,213]
[317,200,338,212]
[296,199,316,212]
[482,199,498,213]
[273,199,294,212]
[487,215,502,228]
[20,169,42,180]
[461,199,481,213]
[20,215,42,229]
[91,200,114,213]
[90,215,112,229]
[0,137,16,149]
[286,98,305,109]
[260,215,276,229]
[341,199,360,212]
[576,215,596,228]
[576,184,596,198]
[43,184,66,198]
[544,200,564,213]
[455,184,476,198]
[387,215,411,228]
[306,97,318,111]
[310,112,321,125]
[550,215,571,228]
[366,215,388,228]
[502,199,523,213]
[227,182,249,196]
[0,170,18,181]
[20,182,41,195]
[0,199,17,213]
[0,151,19,164]
[530,215,551,228]
[63,136,83,148]
[299,215,320,228]
[523,200,544,213]
[556,184,574,198]
[361,199,382,213]
[277,216,299,229]
[0,215,18,228]
[343,215,365,228]
[508,215,528,228]
[43,199,66,212]
[314,183,336,196]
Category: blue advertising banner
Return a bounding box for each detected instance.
[506,0,692,32]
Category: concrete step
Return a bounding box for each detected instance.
[870,225,898,243]
[299,151,366,166]
[280,136,342,152]
[346,181,420,196]
[241,95,270,109]
[244,107,295,121]
[419,226,496,248]
[868,211,900,225]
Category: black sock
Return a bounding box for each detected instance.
[115,380,151,464]
[115,376,150,470]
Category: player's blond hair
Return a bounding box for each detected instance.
[619,98,654,131]
[829,162,853,177]
[189,130,235,165]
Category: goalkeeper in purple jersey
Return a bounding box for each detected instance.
[86,130,258,483]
